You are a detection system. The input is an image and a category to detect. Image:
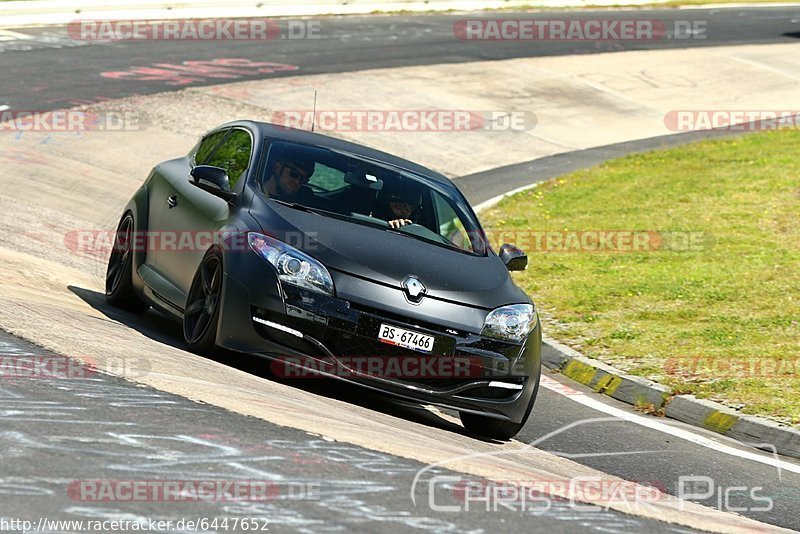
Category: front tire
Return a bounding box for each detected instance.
[459,373,540,440]
[105,212,149,314]
[183,250,223,353]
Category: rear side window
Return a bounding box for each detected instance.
[205,129,253,188]
[194,130,228,165]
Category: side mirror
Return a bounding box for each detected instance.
[190,165,237,203]
[499,243,528,271]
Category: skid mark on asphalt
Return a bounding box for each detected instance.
[100,58,299,86]
[0,333,690,533]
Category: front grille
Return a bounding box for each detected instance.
[324,330,418,359]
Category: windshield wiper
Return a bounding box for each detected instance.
[271,198,385,228]
[270,199,350,221]
[270,198,319,213]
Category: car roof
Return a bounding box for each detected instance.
[220,120,455,187]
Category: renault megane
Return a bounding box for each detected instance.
[106,120,541,439]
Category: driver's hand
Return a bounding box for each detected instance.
[388,219,412,229]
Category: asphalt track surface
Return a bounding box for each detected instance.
[2,8,800,533]
[0,330,693,534]
[1,8,800,112]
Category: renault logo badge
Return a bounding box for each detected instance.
[402,275,426,303]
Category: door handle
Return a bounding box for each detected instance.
[167,195,178,209]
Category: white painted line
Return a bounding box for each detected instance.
[540,375,800,476]
[0,29,33,40]
[472,181,544,213]
[679,2,800,8]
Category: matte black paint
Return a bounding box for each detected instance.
[118,121,542,424]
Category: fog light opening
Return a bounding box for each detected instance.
[488,381,523,390]
[253,316,304,339]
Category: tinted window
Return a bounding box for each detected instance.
[205,129,252,188]
[261,140,487,255]
[432,189,476,253]
[194,130,227,165]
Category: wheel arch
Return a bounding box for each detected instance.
[124,184,150,295]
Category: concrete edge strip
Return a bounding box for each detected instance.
[467,124,800,460]
[541,336,670,408]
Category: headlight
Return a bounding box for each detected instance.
[481,304,537,342]
[248,232,334,296]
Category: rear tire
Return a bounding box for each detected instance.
[183,250,223,354]
[105,212,149,314]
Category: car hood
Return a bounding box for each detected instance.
[249,197,529,310]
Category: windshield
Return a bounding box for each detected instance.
[259,140,488,255]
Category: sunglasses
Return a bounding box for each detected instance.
[389,198,419,211]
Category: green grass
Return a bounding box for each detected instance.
[371,0,799,14]
[481,130,800,425]
[649,0,793,5]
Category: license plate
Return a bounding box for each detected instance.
[378,323,434,353]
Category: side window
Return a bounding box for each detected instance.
[194,130,228,165]
[205,129,252,188]
[432,190,474,253]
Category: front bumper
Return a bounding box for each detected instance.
[216,249,542,423]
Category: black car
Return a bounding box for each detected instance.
[106,120,541,439]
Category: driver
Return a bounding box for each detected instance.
[375,188,422,229]
[263,159,315,202]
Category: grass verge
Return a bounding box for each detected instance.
[480,130,800,425]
